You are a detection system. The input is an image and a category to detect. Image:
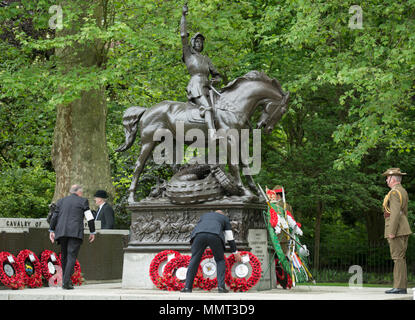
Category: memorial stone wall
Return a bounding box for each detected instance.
[0,218,129,281]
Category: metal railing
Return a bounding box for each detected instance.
[301,237,415,283]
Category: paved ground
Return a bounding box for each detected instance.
[0,282,413,300]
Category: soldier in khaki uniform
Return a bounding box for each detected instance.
[382,168,412,294]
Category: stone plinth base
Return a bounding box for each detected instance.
[122,252,156,289]
[121,200,274,289]
[248,229,277,290]
[125,200,266,252]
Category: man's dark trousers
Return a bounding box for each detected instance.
[59,237,82,286]
[185,232,226,289]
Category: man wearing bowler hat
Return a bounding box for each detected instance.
[382,168,412,294]
[93,190,115,229]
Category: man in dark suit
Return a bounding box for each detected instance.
[49,184,95,289]
[181,210,242,293]
[93,190,115,229]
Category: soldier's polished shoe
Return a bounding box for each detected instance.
[385,288,407,294]
[180,288,192,293]
[218,287,229,293]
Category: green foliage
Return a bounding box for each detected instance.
[255,0,415,167]
[0,0,414,260]
[0,166,55,218]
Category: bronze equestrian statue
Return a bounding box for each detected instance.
[116,71,289,203]
[116,5,290,204]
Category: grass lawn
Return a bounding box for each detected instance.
[297,282,415,288]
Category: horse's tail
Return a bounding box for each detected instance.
[115,106,147,152]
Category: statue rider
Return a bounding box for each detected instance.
[180,4,222,140]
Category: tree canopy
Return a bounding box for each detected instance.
[1,0,414,246]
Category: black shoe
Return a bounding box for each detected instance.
[385,288,407,294]
[180,288,192,293]
[218,287,229,293]
[62,283,74,290]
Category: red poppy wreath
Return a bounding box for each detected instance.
[17,249,43,288]
[0,251,25,289]
[196,248,230,291]
[225,251,262,292]
[162,254,202,291]
[71,259,84,286]
[149,250,181,290]
[40,250,61,285]
[58,253,84,286]
[275,258,292,289]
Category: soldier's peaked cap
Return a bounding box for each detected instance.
[382,168,407,176]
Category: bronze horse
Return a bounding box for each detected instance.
[116,70,290,203]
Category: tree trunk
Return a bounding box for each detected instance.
[51,88,114,203]
[51,1,114,206]
[313,200,323,271]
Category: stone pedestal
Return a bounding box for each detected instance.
[121,200,267,289]
[122,252,156,288]
[247,229,276,290]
